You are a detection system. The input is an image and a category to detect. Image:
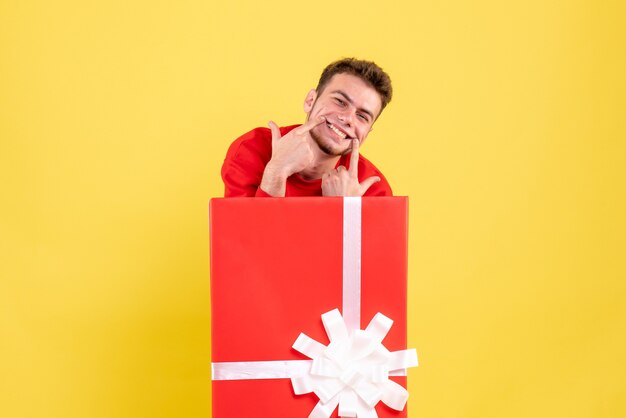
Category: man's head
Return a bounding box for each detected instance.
[303,58,393,156]
[316,58,393,113]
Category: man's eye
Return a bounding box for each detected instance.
[334,98,345,106]
[358,113,369,122]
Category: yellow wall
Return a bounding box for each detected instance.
[2,1,625,417]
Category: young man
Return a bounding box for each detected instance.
[221,58,393,197]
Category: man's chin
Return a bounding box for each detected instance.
[311,131,350,156]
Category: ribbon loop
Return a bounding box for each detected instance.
[356,403,379,418]
[354,380,383,408]
[387,349,419,371]
[322,309,349,343]
[291,375,314,395]
[380,379,410,411]
[365,312,394,343]
[309,396,340,418]
[339,390,358,417]
[293,333,327,359]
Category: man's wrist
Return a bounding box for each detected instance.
[264,160,291,180]
[260,161,290,197]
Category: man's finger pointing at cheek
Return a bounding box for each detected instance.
[349,138,360,178]
[296,115,326,134]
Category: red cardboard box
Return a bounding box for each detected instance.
[209,197,409,417]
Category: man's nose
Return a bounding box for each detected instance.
[337,109,354,125]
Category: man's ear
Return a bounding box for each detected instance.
[303,89,317,113]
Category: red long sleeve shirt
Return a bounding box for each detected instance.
[221,125,393,197]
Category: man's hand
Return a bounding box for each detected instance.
[259,116,326,196]
[321,138,380,197]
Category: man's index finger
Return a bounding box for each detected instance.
[268,121,281,142]
[349,138,360,176]
[297,115,326,133]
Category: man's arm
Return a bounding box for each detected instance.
[221,128,272,197]
[259,117,326,196]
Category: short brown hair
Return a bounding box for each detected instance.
[316,58,393,113]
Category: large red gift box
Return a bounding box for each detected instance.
[209,197,411,417]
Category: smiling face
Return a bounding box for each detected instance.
[304,73,383,156]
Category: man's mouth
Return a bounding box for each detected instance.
[326,121,351,140]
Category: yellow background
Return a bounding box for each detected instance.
[2,1,625,417]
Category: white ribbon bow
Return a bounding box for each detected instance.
[292,309,418,418]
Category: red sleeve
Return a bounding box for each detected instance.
[221,128,273,197]
[254,188,272,197]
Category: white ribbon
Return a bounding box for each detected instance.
[342,197,362,332]
[212,360,313,380]
[211,197,418,417]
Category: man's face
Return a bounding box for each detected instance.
[304,73,382,156]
